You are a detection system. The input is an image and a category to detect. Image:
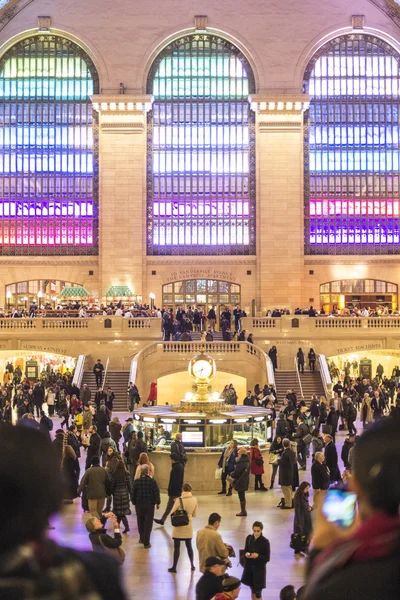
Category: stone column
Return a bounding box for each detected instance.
[92,95,152,299]
[249,95,310,312]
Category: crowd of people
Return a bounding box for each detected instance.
[265,304,397,317]
[2,299,159,319]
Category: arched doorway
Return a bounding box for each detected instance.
[162,279,241,327]
[320,279,398,313]
[5,280,84,309]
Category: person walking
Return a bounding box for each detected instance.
[196,513,230,573]
[230,446,250,517]
[311,451,330,508]
[268,435,283,489]
[61,445,80,503]
[250,438,268,491]
[170,432,188,467]
[195,556,226,600]
[130,430,148,473]
[78,456,110,518]
[93,359,104,388]
[308,348,316,372]
[109,416,122,452]
[292,482,313,558]
[154,453,184,525]
[131,464,161,548]
[297,348,305,374]
[109,459,132,534]
[241,521,271,600]
[278,439,294,509]
[268,346,278,371]
[85,425,101,470]
[293,416,309,470]
[217,439,238,495]
[323,434,341,482]
[168,482,198,573]
[134,452,155,479]
[207,306,217,332]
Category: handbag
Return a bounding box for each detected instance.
[254,457,264,466]
[268,452,279,465]
[171,497,189,527]
[215,467,223,480]
[289,533,307,553]
[98,536,126,565]
[302,433,313,445]
[239,549,246,567]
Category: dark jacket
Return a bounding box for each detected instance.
[89,516,122,551]
[278,448,294,486]
[230,454,250,493]
[311,460,330,490]
[109,470,132,516]
[168,461,185,497]
[241,534,270,591]
[95,410,110,438]
[109,421,122,443]
[62,456,80,499]
[195,571,224,600]
[293,493,312,539]
[87,432,101,463]
[324,441,341,482]
[276,415,291,438]
[218,447,238,472]
[130,439,148,466]
[78,465,110,499]
[341,440,354,469]
[170,439,187,465]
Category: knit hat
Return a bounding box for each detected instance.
[222,577,241,592]
[205,556,226,568]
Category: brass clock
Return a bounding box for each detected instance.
[189,351,216,383]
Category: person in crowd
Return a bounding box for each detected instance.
[85,424,101,470]
[109,416,122,451]
[78,456,110,518]
[297,348,305,374]
[58,396,69,428]
[311,451,330,507]
[0,425,126,598]
[195,556,226,600]
[128,383,141,411]
[343,397,358,435]
[324,434,341,483]
[32,382,45,418]
[61,445,80,503]
[311,428,324,460]
[341,433,355,469]
[217,439,238,496]
[292,482,313,558]
[170,432,188,467]
[326,406,339,441]
[269,435,283,489]
[278,439,294,509]
[304,419,400,600]
[131,464,161,548]
[268,346,278,371]
[122,417,134,450]
[168,482,198,573]
[276,412,291,438]
[96,405,110,439]
[85,511,124,556]
[154,452,184,526]
[101,432,118,466]
[105,387,115,415]
[109,459,132,534]
[39,409,53,438]
[130,430,148,472]
[241,521,271,600]
[361,392,374,427]
[83,403,93,430]
[196,512,230,573]
[81,383,91,406]
[95,387,107,411]
[250,438,268,491]
[280,585,297,600]
[230,446,250,517]
[93,359,104,388]
[293,416,309,470]
[134,451,155,479]
[214,576,241,600]
[308,348,316,372]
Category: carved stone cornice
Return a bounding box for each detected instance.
[0,259,98,266]
[147,258,257,265]
[304,258,400,265]
[249,94,310,131]
[0,0,35,31]
[92,95,153,134]
[370,0,400,28]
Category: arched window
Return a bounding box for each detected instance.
[303,34,400,254]
[147,34,255,255]
[0,35,99,254]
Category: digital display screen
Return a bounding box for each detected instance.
[181,430,204,445]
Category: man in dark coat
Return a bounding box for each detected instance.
[95,405,110,438]
[154,453,184,525]
[93,359,104,388]
[32,383,45,418]
[131,464,161,548]
[341,434,355,469]
[276,414,291,438]
[311,451,330,507]
[278,439,294,509]
[81,383,91,406]
[170,432,187,466]
[195,557,225,600]
[230,447,250,516]
[86,425,101,470]
[130,430,147,471]
[293,416,309,470]
[324,434,341,482]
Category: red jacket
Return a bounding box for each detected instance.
[250,446,264,475]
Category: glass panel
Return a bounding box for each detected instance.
[342,281,352,292]
[305,34,400,254]
[174,281,185,293]
[163,294,173,303]
[196,294,207,303]
[147,35,255,256]
[174,295,184,303]
[231,284,240,293]
[331,281,341,293]
[376,280,385,292]
[230,294,240,304]
[219,281,229,293]
[163,284,173,293]
[186,280,196,293]
[185,294,195,303]
[207,280,218,293]
[0,35,99,255]
[197,279,207,293]
[28,281,39,293]
[17,282,27,293]
[365,279,375,292]
[219,294,229,303]
[320,283,330,293]
[208,294,218,303]
[387,283,397,292]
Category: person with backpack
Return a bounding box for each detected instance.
[308,348,316,372]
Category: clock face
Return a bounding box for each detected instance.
[192,359,213,379]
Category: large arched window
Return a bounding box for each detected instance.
[146,34,255,256]
[303,34,400,254]
[0,35,99,254]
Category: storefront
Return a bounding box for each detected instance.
[320,279,398,313]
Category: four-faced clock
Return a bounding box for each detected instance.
[192,359,213,379]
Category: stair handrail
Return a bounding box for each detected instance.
[265,354,275,388]
[127,353,140,410]
[102,357,110,389]
[317,354,332,399]
[294,356,305,399]
[72,354,87,388]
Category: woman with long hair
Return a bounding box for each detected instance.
[61,445,79,503]
[109,459,132,534]
[241,521,271,600]
[134,452,155,479]
[168,482,198,573]
[217,439,238,496]
[269,435,283,489]
[250,438,268,491]
[292,481,313,558]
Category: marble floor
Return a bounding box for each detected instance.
[48,416,351,600]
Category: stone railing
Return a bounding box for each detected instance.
[42,319,90,329]
[0,319,36,329]
[314,318,362,329]
[241,315,400,335]
[367,318,400,328]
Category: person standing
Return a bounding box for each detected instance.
[195,557,225,600]
[154,453,184,525]
[85,425,101,470]
[168,482,198,573]
[78,456,110,518]
[81,383,91,406]
[131,464,161,548]
[61,445,80,503]
[308,348,316,372]
[33,382,45,418]
[105,387,115,415]
[207,306,217,332]
[109,459,132,534]
[134,452,155,479]
[241,521,271,600]
[268,346,278,371]
[293,416,309,470]
[292,482,313,558]
[230,446,250,517]
[109,416,122,452]
[93,359,104,388]
[268,435,283,489]
[217,439,238,496]
[170,432,188,467]
[278,439,294,509]
[311,451,330,507]
[130,430,148,472]
[297,348,305,374]
[323,434,341,482]
[196,513,230,573]
[250,438,268,491]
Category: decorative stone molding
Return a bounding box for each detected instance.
[351,14,365,29]
[304,258,400,265]
[194,15,208,30]
[37,15,51,31]
[370,0,400,28]
[0,0,34,31]
[249,94,310,131]
[92,95,153,134]
[0,259,98,266]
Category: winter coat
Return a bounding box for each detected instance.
[311,460,330,491]
[218,446,238,472]
[109,421,122,443]
[278,448,294,486]
[130,439,148,467]
[230,454,250,493]
[250,447,264,475]
[324,442,341,482]
[62,456,80,499]
[241,534,270,591]
[95,410,110,438]
[276,416,291,438]
[196,525,229,573]
[195,571,224,600]
[78,465,110,499]
[319,402,328,423]
[81,387,91,406]
[87,432,101,463]
[171,492,198,539]
[168,461,185,497]
[82,409,93,430]
[109,470,132,516]
[293,493,312,540]
[341,440,354,469]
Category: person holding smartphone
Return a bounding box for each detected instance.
[241,521,271,600]
[304,418,400,600]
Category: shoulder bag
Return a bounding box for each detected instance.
[98,535,126,565]
[268,452,279,465]
[171,497,189,527]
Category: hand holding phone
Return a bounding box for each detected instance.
[322,489,357,528]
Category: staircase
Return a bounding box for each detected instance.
[274,370,325,403]
[81,370,130,411]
